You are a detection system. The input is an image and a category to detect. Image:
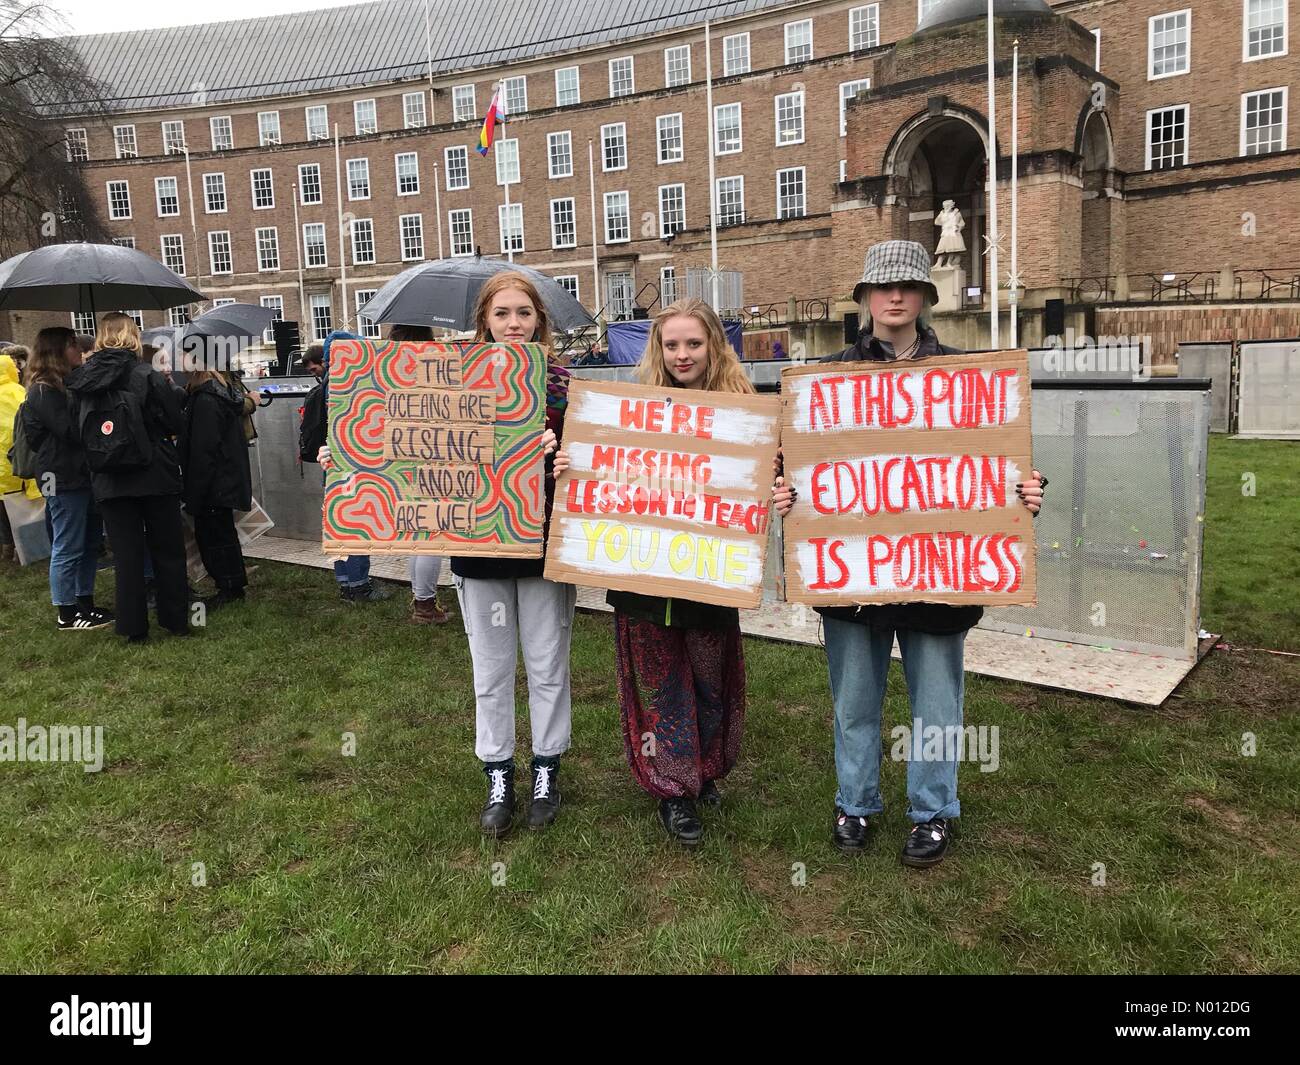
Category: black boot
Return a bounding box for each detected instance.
[526,755,561,830]
[480,760,515,837]
[901,818,951,868]
[659,797,703,847]
[832,807,870,853]
[698,779,722,807]
[202,587,246,611]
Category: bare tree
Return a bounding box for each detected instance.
[0,1,108,256]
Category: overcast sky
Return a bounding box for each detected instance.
[48,0,375,36]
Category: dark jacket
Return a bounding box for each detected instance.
[181,378,253,512]
[65,347,185,501]
[814,323,983,636]
[450,361,571,582]
[21,380,91,493]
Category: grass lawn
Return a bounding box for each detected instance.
[0,436,1296,974]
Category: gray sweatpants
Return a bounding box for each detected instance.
[410,554,444,599]
[453,574,577,763]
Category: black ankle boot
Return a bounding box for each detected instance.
[659,797,703,847]
[527,756,561,830]
[480,760,515,837]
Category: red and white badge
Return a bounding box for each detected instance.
[101,420,114,435]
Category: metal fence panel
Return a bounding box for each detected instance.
[1238,340,1300,436]
[247,380,324,541]
[1176,342,1233,432]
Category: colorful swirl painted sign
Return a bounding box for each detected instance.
[323,340,547,557]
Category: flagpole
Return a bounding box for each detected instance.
[1010,37,1019,348]
[334,122,350,330]
[292,181,306,337]
[705,20,720,312]
[985,0,1000,349]
[588,138,600,325]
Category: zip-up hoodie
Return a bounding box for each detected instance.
[0,353,39,498]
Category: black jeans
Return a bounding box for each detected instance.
[192,507,247,592]
[99,494,189,638]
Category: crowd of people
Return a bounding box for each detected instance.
[3,240,1045,865]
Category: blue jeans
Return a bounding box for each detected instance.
[333,555,370,587]
[45,489,102,606]
[823,617,965,823]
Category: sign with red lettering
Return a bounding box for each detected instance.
[780,349,1036,607]
[544,379,781,609]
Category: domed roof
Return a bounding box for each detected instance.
[916,0,1055,35]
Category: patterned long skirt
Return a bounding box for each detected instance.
[613,612,746,800]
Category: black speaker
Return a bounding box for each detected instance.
[631,306,649,320]
[1044,299,1066,337]
[272,320,301,375]
[844,312,860,344]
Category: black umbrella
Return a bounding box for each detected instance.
[359,255,596,333]
[142,302,277,351]
[0,242,204,316]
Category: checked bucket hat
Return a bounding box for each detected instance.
[852,240,941,306]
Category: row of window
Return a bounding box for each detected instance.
[1147,2,1288,81]
[1147,88,1289,168]
[65,8,888,162]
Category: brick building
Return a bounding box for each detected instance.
[5,0,1298,365]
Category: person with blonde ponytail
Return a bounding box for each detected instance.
[555,298,753,847]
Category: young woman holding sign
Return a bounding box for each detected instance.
[554,298,753,848]
[774,240,1045,868]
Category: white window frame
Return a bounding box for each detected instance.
[347,158,371,201]
[601,122,627,172]
[775,90,805,146]
[840,80,871,137]
[154,176,180,218]
[161,119,186,155]
[403,91,427,129]
[1148,10,1192,80]
[1091,28,1102,70]
[209,115,233,151]
[395,151,420,196]
[355,289,381,339]
[399,213,424,261]
[548,131,574,179]
[452,84,476,122]
[250,167,275,210]
[1145,104,1190,169]
[208,231,233,275]
[256,226,280,272]
[306,104,329,141]
[65,128,88,162]
[657,113,684,164]
[445,145,470,190]
[498,202,524,254]
[664,44,691,87]
[309,293,333,342]
[1243,0,1289,61]
[159,233,185,274]
[555,275,579,300]
[658,183,685,238]
[918,0,944,21]
[72,311,96,333]
[350,218,376,265]
[303,222,328,268]
[496,138,520,185]
[111,237,135,249]
[354,98,378,136]
[849,5,880,51]
[113,125,137,160]
[714,103,742,155]
[550,197,577,249]
[203,172,227,214]
[502,75,528,116]
[297,163,322,205]
[106,180,131,220]
[723,32,750,76]
[659,265,677,305]
[609,56,635,98]
[603,190,630,244]
[258,111,281,146]
[777,166,807,220]
[784,19,813,65]
[555,66,580,106]
[1241,86,1289,154]
[715,175,745,227]
[449,208,474,256]
[260,295,284,343]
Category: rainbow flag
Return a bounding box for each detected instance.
[477,91,503,157]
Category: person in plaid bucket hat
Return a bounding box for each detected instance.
[773,238,1047,868]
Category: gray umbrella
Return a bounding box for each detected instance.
[359,255,596,333]
[0,242,204,315]
[142,302,277,350]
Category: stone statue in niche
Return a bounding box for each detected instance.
[934,199,966,268]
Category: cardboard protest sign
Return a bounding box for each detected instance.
[780,349,1036,607]
[323,340,547,556]
[544,379,781,609]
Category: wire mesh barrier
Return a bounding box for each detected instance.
[1176,342,1232,433]
[1237,340,1300,437]
[246,380,324,540]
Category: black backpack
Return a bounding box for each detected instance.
[76,367,154,474]
[8,405,36,479]
[299,381,326,462]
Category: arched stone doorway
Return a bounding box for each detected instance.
[883,110,992,289]
[1078,107,1119,290]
